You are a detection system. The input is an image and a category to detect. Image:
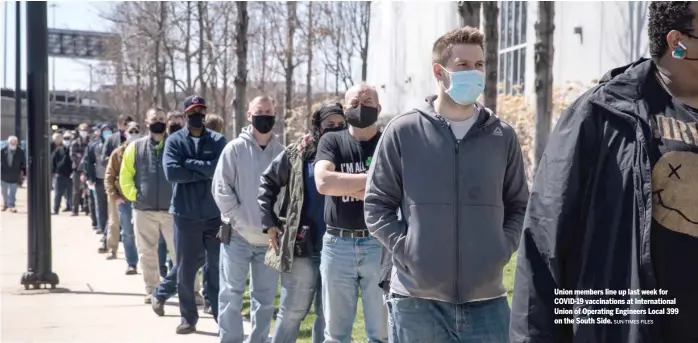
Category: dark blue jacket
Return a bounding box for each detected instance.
[163,126,227,220]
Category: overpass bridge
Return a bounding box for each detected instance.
[1,88,117,139]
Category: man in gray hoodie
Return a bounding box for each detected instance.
[213,95,284,343]
[364,26,529,343]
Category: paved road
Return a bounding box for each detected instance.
[0,188,236,342]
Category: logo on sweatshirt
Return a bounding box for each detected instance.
[365,156,372,168]
[492,127,503,136]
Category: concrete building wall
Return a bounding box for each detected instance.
[367,1,650,117]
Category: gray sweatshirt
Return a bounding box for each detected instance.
[364,96,529,303]
[212,126,285,246]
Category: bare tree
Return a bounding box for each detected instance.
[197,1,207,98]
[482,2,498,112]
[457,2,481,28]
[347,2,371,81]
[533,2,555,171]
[234,1,249,138]
[305,2,314,118]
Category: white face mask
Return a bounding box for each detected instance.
[79,131,88,138]
[126,133,141,141]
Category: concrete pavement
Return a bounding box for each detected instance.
[0,188,231,342]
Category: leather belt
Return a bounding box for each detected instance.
[326,226,371,238]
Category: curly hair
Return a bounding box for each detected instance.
[648,1,695,59]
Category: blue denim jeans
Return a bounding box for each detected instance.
[93,179,108,235]
[387,295,510,343]
[219,231,279,343]
[1,181,18,207]
[158,233,168,277]
[320,234,388,343]
[88,189,97,227]
[118,201,138,266]
[272,254,324,343]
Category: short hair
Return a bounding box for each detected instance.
[248,95,276,110]
[146,107,166,119]
[117,114,134,124]
[78,123,89,130]
[204,114,225,133]
[648,2,695,59]
[432,26,485,65]
[167,111,185,121]
[345,83,380,104]
[7,135,18,143]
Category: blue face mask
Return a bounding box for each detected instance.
[441,67,485,105]
[101,130,113,140]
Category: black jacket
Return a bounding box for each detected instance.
[52,146,73,177]
[510,58,661,343]
[1,147,26,183]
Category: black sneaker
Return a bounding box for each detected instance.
[203,300,212,315]
[97,242,108,254]
[1,206,7,212]
[151,296,165,316]
[175,321,196,335]
[125,265,137,275]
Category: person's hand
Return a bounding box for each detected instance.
[350,189,366,200]
[267,227,280,252]
[80,174,86,183]
[115,197,125,205]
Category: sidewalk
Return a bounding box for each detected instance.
[0,188,226,342]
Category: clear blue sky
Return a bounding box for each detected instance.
[1,1,111,91]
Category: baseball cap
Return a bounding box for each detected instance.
[182,95,207,113]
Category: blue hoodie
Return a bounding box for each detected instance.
[162,126,227,220]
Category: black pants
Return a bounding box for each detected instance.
[53,176,73,213]
[71,172,82,215]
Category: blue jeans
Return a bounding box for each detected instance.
[387,295,510,343]
[53,176,72,212]
[93,179,108,235]
[219,231,279,343]
[320,234,388,343]
[272,254,324,343]
[158,233,168,277]
[118,201,138,266]
[89,189,97,227]
[1,181,18,207]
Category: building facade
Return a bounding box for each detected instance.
[367,1,650,117]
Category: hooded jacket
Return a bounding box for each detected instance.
[364,96,529,304]
[510,58,663,343]
[212,125,285,246]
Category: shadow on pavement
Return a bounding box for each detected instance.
[194,331,218,337]
[14,288,144,297]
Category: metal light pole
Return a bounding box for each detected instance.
[3,1,8,88]
[49,3,56,99]
[15,1,22,140]
[21,1,59,290]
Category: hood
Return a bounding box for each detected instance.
[593,58,656,122]
[239,125,279,146]
[415,95,499,129]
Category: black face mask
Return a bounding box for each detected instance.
[345,105,378,129]
[168,124,182,133]
[149,122,166,134]
[251,115,276,134]
[322,125,346,135]
[187,114,205,129]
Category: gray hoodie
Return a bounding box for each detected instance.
[212,125,285,246]
[364,96,529,304]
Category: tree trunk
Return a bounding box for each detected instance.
[482,2,498,112]
[457,1,481,28]
[185,2,193,94]
[156,1,168,110]
[306,2,314,122]
[197,1,206,98]
[220,4,231,136]
[360,1,371,81]
[234,1,249,138]
[284,1,298,143]
[260,3,268,92]
[533,2,555,171]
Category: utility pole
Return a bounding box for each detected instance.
[21,1,60,290]
[15,1,22,140]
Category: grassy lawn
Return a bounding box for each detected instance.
[239,257,517,343]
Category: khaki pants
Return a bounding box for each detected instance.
[106,197,121,252]
[133,209,176,294]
